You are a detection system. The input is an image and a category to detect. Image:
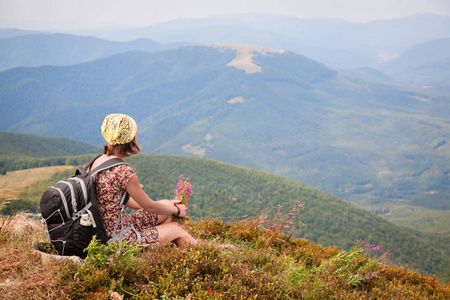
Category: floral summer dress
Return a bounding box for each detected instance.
[93,164,160,246]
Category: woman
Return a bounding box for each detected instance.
[91,113,197,248]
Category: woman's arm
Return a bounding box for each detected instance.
[125,197,143,210]
[126,174,187,217]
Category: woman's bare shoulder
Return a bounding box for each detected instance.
[90,154,127,171]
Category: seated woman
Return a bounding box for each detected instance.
[91,113,197,248]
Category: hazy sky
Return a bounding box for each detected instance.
[1,0,450,30]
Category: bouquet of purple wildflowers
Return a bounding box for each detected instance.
[174,174,192,205]
[174,174,192,223]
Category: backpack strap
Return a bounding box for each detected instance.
[83,155,134,243]
[87,155,131,205]
[75,154,102,177]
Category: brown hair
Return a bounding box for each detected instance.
[103,137,141,157]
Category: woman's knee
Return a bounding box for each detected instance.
[157,222,187,243]
[156,222,196,247]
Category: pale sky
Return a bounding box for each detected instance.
[1,0,450,30]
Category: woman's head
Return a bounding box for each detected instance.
[101,113,141,156]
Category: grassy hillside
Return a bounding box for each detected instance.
[0,166,75,200]
[0,131,100,158]
[360,201,450,234]
[0,166,76,214]
[1,212,449,299]
[3,151,449,280]
[128,154,450,279]
[0,131,101,174]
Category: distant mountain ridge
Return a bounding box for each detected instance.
[0,32,187,71]
[0,28,42,39]
[1,45,448,211]
[73,13,450,69]
[380,38,450,91]
[3,14,449,91]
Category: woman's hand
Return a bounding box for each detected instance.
[174,203,188,218]
[166,199,188,218]
[170,199,181,205]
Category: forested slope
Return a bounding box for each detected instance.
[0,131,100,174]
[3,149,448,278]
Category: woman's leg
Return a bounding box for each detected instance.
[153,199,196,247]
[156,222,197,247]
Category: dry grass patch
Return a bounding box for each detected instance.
[0,166,74,199]
[212,44,284,73]
[1,208,449,299]
[0,213,74,300]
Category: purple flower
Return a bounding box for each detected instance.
[174,174,192,204]
[366,243,382,252]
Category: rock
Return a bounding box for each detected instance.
[32,242,83,264]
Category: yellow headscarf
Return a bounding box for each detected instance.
[101,114,137,145]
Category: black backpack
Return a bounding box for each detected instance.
[40,155,135,258]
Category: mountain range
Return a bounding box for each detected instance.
[2,14,450,93]
[0,32,189,71]
[0,45,448,215]
[379,38,450,92]
[2,14,450,91]
[69,13,450,70]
